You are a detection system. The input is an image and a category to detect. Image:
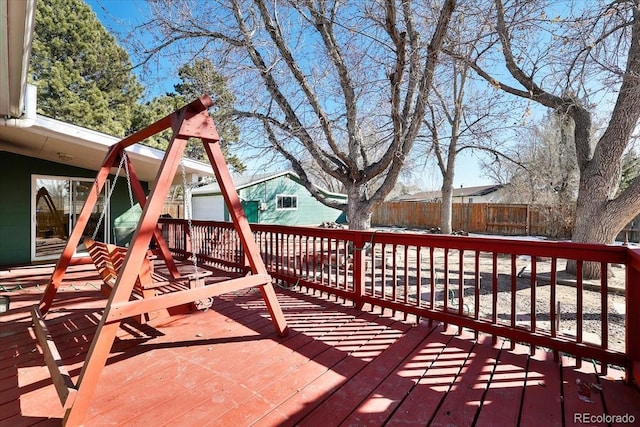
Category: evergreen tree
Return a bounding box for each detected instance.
[29,0,142,136]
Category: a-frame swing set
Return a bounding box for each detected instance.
[32,95,288,426]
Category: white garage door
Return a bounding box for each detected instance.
[192,195,225,220]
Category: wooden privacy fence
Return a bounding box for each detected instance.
[372,202,574,238]
[162,201,184,218]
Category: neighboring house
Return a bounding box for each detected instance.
[192,171,346,225]
[395,184,506,204]
[0,1,213,266]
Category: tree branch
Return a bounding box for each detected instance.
[255,0,351,169]
[304,0,361,176]
[457,144,528,170]
[364,0,456,208]
[262,119,346,210]
[365,0,457,187]
[230,0,342,180]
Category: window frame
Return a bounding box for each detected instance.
[276,194,298,211]
[31,174,110,262]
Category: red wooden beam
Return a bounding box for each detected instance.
[626,248,640,385]
[202,134,288,337]
[124,153,180,278]
[116,95,214,149]
[64,106,203,427]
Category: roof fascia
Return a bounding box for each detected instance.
[31,114,213,175]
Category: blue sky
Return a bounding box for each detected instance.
[84,0,495,189]
[86,0,179,98]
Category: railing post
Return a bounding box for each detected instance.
[627,248,640,386]
[243,243,251,274]
[184,221,192,258]
[353,233,366,309]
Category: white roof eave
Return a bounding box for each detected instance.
[0,0,37,118]
[25,114,214,181]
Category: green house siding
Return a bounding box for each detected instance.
[0,152,31,265]
[0,151,148,266]
[221,175,344,225]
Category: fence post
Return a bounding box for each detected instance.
[484,204,489,234]
[626,248,640,386]
[352,233,367,309]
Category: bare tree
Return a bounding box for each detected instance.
[451,0,640,277]
[491,113,579,238]
[501,113,579,206]
[425,12,515,234]
[132,0,456,229]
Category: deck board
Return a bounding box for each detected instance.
[385,332,471,426]
[303,322,435,426]
[474,342,529,427]
[288,321,408,426]
[338,325,448,426]
[593,363,640,425]
[429,334,500,426]
[561,355,607,426]
[0,263,638,426]
[519,348,563,427]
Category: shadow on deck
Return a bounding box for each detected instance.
[1,264,638,426]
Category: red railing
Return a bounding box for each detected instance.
[158,218,640,383]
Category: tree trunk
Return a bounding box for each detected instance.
[568,173,626,279]
[346,186,372,230]
[568,203,615,279]
[347,202,372,230]
[441,179,454,234]
[566,102,636,279]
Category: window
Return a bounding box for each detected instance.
[276,194,298,210]
[32,175,108,261]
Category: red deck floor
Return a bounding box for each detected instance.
[1,264,639,426]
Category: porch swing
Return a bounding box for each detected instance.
[32,95,288,427]
[83,148,214,318]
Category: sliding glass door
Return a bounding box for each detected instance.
[32,175,108,261]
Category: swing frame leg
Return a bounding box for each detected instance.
[62,320,121,426]
[203,137,288,336]
[61,134,195,425]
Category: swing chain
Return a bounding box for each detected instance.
[180,160,199,276]
[92,151,128,240]
[124,153,134,208]
[181,159,212,310]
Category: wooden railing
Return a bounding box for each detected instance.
[158,218,640,383]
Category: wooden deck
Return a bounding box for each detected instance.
[1,264,639,426]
